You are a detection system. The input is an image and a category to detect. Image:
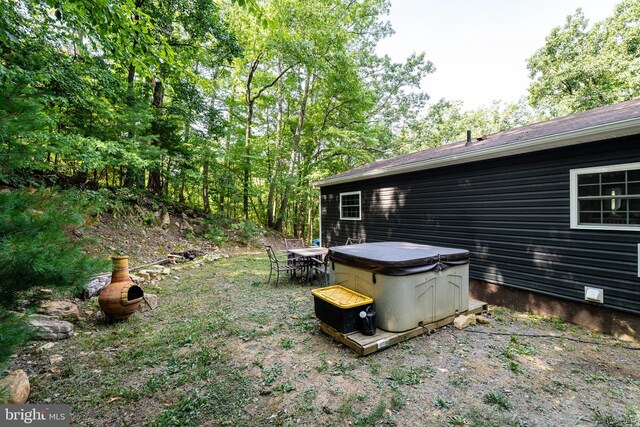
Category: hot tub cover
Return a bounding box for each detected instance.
[327,241,469,276]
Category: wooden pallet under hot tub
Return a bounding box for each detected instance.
[319,299,488,356]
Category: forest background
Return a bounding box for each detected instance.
[2,0,640,238]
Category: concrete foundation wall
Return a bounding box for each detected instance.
[470,279,640,343]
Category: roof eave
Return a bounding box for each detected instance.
[312,117,640,188]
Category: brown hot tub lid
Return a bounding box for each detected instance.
[327,241,469,276]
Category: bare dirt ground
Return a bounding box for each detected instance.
[10,215,640,426]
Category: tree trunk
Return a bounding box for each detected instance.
[123,7,145,188]
[203,159,210,214]
[267,67,286,228]
[242,100,253,221]
[274,72,312,231]
[244,54,295,222]
[148,79,164,195]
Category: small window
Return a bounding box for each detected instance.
[570,162,640,230]
[340,191,361,220]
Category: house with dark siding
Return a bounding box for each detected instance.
[314,98,640,341]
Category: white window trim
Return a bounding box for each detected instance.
[570,162,640,231]
[339,191,361,220]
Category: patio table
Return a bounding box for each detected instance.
[287,247,328,282]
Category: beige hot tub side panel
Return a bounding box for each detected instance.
[331,263,469,332]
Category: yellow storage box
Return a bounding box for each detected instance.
[311,285,374,333]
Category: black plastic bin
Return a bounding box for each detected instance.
[311,285,374,333]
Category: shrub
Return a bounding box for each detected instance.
[0,189,105,371]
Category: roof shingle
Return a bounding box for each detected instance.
[315,97,640,186]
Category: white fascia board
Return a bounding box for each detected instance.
[313,117,640,188]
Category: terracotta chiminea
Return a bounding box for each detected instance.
[99,256,144,320]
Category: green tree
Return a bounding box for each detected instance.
[527,1,640,116]
[0,190,105,372]
[396,98,537,152]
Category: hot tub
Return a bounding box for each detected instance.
[327,242,469,332]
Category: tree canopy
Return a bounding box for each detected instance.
[1,0,434,238]
[1,0,637,238]
[527,0,640,116]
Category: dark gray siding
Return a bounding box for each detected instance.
[320,136,640,314]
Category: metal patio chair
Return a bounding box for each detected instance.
[284,238,305,250]
[265,245,302,286]
[345,237,364,245]
[284,238,306,270]
[309,257,329,286]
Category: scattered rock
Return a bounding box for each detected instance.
[453,314,476,329]
[161,267,171,275]
[136,271,151,281]
[160,212,171,229]
[49,354,63,364]
[0,369,30,404]
[83,275,110,299]
[138,294,159,312]
[27,315,74,340]
[38,300,80,320]
[140,269,161,279]
[476,314,491,325]
[38,342,56,352]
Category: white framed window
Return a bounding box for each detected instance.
[340,191,361,220]
[570,162,640,231]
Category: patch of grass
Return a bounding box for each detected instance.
[142,373,170,394]
[465,407,530,427]
[495,335,537,374]
[446,414,468,426]
[263,364,282,385]
[296,389,317,413]
[390,391,407,409]
[483,390,511,410]
[293,314,317,333]
[397,340,415,350]
[274,379,295,393]
[583,372,612,384]
[547,316,568,331]
[622,376,640,387]
[491,307,509,323]
[0,384,10,404]
[434,396,454,409]
[507,360,524,374]
[591,408,639,427]
[280,337,293,349]
[390,366,435,386]
[528,313,568,331]
[253,356,263,369]
[338,394,360,419]
[316,358,357,376]
[493,307,508,316]
[353,401,387,427]
[368,361,381,376]
[152,392,209,426]
[450,376,469,387]
[250,311,271,325]
[541,379,576,395]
